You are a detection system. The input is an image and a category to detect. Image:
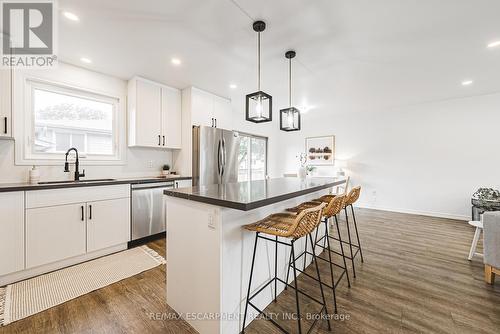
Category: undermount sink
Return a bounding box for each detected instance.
[38,178,116,185]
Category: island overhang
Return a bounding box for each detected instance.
[164,177,347,211]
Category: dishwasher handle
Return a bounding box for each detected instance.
[131,182,174,190]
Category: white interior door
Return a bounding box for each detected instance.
[87,198,131,252]
[136,79,162,147]
[26,203,87,268]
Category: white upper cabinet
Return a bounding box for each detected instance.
[0,192,24,276]
[188,87,232,130]
[128,77,181,148]
[191,88,214,127]
[162,86,182,149]
[0,69,12,137]
[213,95,232,130]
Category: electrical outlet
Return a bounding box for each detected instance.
[148,160,154,168]
[208,213,216,230]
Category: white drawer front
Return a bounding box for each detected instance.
[26,184,130,208]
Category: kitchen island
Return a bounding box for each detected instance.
[164,177,346,334]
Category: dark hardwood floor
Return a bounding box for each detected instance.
[1,208,499,334]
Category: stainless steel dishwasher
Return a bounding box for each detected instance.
[131,181,174,240]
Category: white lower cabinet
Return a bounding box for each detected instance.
[0,192,25,276]
[87,198,131,252]
[24,185,131,269]
[26,203,87,268]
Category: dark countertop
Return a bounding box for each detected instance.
[164,177,346,211]
[0,175,192,192]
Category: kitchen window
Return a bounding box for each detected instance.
[238,133,267,182]
[22,80,121,162]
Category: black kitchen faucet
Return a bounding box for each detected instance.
[64,147,86,181]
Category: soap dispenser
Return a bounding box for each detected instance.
[29,165,40,184]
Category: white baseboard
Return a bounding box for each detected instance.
[355,203,470,221]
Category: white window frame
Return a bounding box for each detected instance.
[238,132,268,182]
[14,76,126,165]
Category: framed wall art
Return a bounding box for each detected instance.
[305,135,335,166]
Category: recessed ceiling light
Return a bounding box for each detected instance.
[229,84,237,89]
[63,11,79,21]
[488,41,500,48]
[80,57,92,64]
[461,80,473,86]
[171,58,181,66]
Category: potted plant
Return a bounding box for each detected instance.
[161,164,171,176]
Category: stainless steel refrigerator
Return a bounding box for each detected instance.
[192,126,240,186]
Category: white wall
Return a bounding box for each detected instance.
[274,93,500,220]
[0,63,173,183]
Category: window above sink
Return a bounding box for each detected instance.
[12,67,127,166]
[32,88,115,156]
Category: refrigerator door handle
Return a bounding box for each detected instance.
[217,139,222,177]
[221,138,226,177]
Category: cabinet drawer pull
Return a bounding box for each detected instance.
[89,205,92,220]
[81,206,84,221]
[163,135,165,146]
[158,135,161,145]
[3,117,6,134]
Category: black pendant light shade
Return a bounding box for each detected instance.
[246,21,272,123]
[280,50,301,131]
[280,106,301,131]
[246,91,272,123]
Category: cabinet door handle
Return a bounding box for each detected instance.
[211,118,213,127]
[215,118,217,128]
[3,117,6,134]
[163,135,165,146]
[89,205,92,220]
[158,135,161,146]
[81,206,85,221]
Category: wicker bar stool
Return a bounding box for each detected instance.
[285,194,351,314]
[328,186,364,278]
[241,203,331,334]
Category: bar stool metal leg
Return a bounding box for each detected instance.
[242,233,259,333]
[344,208,356,278]
[303,236,308,271]
[323,220,339,313]
[285,247,293,290]
[274,236,278,302]
[350,204,364,262]
[334,215,351,288]
[290,240,302,334]
[309,233,332,331]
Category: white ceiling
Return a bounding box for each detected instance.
[58,0,500,117]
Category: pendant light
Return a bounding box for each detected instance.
[280,50,301,131]
[246,21,272,123]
